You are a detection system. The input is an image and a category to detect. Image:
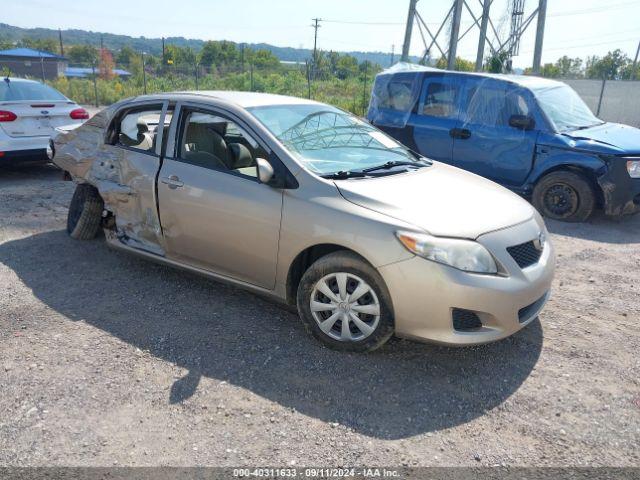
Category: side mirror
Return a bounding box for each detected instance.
[509,114,535,130]
[256,158,274,184]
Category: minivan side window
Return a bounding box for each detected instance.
[464,84,530,127]
[420,80,460,118]
[378,80,415,111]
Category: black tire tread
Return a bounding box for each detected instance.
[532,170,595,222]
[67,183,103,240]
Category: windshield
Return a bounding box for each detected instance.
[532,84,601,132]
[247,104,421,176]
[0,81,68,102]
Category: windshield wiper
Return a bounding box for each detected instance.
[321,170,368,180]
[361,160,428,173]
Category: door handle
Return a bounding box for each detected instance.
[449,128,472,140]
[160,175,184,189]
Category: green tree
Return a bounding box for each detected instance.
[199,40,238,67]
[335,54,359,79]
[116,45,137,66]
[247,48,280,69]
[555,55,583,78]
[586,49,629,79]
[67,44,99,65]
[20,37,59,54]
[484,51,510,73]
[435,56,474,71]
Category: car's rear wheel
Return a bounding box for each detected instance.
[296,251,394,352]
[67,183,104,240]
[532,171,595,222]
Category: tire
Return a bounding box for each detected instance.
[67,183,104,240]
[296,251,394,352]
[532,170,595,222]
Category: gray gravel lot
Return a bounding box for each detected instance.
[0,164,639,467]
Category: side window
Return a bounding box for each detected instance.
[178,110,268,179]
[421,81,460,118]
[109,105,172,154]
[385,80,414,111]
[465,84,508,127]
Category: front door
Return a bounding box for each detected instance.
[157,106,283,289]
[451,78,538,187]
[407,73,464,162]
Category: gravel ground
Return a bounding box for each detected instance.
[0,164,639,467]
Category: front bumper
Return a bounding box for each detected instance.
[380,217,555,345]
[598,158,640,216]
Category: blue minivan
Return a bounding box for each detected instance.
[367,65,640,222]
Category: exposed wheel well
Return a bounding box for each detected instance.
[534,165,604,208]
[285,244,363,305]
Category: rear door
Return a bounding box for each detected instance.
[102,101,171,253]
[450,78,538,186]
[406,73,464,162]
[0,81,79,138]
[157,103,283,289]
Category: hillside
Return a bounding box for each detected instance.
[0,23,419,67]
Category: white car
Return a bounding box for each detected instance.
[0,77,89,164]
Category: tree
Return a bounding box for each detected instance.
[586,49,629,79]
[67,44,99,65]
[335,54,359,79]
[199,40,238,68]
[98,48,115,79]
[555,55,583,78]
[20,37,59,54]
[435,56,474,72]
[247,48,280,69]
[116,45,136,66]
[484,51,510,73]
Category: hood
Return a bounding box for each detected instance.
[560,122,640,154]
[336,162,535,239]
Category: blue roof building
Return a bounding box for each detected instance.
[0,47,68,80]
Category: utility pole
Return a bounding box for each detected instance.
[532,0,547,74]
[162,37,166,65]
[631,40,640,81]
[100,35,104,51]
[390,44,395,66]
[447,0,463,70]
[401,0,418,62]
[141,51,147,94]
[311,18,321,78]
[362,61,368,116]
[58,28,64,56]
[475,0,491,71]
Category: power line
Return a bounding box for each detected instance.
[548,0,640,18]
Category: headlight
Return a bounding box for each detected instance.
[627,159,640,178]
[396,231,498,274]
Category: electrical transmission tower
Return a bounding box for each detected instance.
[400,0,548,73]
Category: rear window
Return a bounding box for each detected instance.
[0,81,68,101]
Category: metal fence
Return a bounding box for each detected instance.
[563,78,640,128]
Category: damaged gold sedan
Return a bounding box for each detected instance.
[53,91,554,352]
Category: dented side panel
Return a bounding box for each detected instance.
[53,101,168,255]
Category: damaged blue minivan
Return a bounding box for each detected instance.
[367,65,640,222]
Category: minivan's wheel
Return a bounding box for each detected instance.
[532,171,595,222]
[296,251,394,352]
[67,183,104,240]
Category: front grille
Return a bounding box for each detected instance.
[452,308,482,331]
[518,292,549,323]
[507,240,542,269]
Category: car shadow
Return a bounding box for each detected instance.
[545,212,640,244]
[0,230,543,439]
[0,163,60,181]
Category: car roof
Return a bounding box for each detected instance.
[378,64,566,90]
[143,90,324,108]
[2,77,44,84]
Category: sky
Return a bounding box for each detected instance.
[4,0,640,69]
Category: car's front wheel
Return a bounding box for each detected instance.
[532,170,595,222]
[296,251,394,352]
[67,183,104,240]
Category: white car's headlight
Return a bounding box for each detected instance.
[626,159,640,178]
[396,231,498,274]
